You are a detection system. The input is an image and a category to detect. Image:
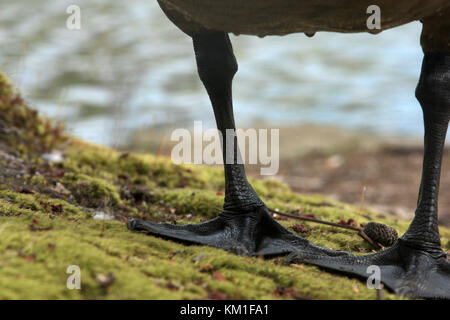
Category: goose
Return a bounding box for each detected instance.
[128,1,450,298]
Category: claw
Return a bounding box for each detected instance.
[127,218,138,230]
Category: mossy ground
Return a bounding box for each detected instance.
[0,73,449,300]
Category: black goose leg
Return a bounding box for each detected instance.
[127,32,348,257]
[288,53,450,299]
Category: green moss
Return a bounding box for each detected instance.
[62,173,122,208]
[29,175,47,186]
[0,72,449,300]
[0,73,65,156]
[152,188,223,218]
[0,190,88,219]
[0,213,403,300]
[0,190,44,213]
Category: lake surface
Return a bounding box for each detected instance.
[0,0,428,148]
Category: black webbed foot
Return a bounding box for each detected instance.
[128,206,351,258]
[286,239,450,299]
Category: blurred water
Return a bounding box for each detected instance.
[0,0,426,147]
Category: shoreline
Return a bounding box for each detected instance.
[247,125,450,227]
[125,123,450,226]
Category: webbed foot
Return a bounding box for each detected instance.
[128,205,350,258]
[287,239,450,299]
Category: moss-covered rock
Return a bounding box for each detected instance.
[0,73,449,300]
[0,73,65,157]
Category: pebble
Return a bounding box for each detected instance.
[42,152,64,163]
[93,211,115,220]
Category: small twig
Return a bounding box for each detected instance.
[268,208,360,231]
[377,284,385,300]
[100,218,105,237]
[156,134,167,158]
[268,208,381,249]
[358,185,367,217]
[358,230,381,249]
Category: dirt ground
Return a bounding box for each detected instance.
[275,138,450,227]
[238,124,450,227]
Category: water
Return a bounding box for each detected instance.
[0,0,427,148]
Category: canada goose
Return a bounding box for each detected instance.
[128,1,450,298]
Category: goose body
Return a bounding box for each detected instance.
[158,0,449,36]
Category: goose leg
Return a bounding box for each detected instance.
[288,52,450,299]
[128,32,349,258]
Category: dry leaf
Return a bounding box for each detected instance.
[291,264,305,270]
[212,271,227,281]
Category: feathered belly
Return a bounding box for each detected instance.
[158,0,449,36]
